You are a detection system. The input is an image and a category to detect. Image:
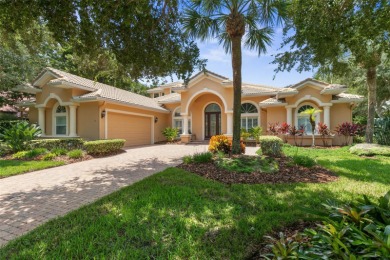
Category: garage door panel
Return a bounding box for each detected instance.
[107,112,151,146]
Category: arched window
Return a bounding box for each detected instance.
[205,103,221,112]
[240,103,258,131]
[172,107,191,136]
[297,104,319,134]
[55,104,67,135]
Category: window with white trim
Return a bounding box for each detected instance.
[297,104,319,134]
[172,107,191,136]
[240,103,258,131]
[55,105,67,135]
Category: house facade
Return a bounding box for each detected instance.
[17,67,363,147]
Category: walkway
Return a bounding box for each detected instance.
[0,144,216,246]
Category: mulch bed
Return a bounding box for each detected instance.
[246,220,318,259]
[177,156,338,184]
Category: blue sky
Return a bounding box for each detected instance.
[193,28,314,88]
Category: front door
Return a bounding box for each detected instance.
[204,103,221,139]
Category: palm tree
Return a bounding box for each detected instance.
[182,0,286,154]
[300,108,322,147]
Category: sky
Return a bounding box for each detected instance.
[191,27,314,88]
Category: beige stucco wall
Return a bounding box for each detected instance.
[286,85,332,105]
[266,107,287,129]
[330,103,353,145]
[99,103,169,143]
[77,102,100,140]
[28,107,38,124]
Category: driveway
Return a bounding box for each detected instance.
[0,144,258,247]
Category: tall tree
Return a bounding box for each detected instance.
[274,0,390,143]
[0,0,204,82]
[300,107,322,147]
[182,0,286,153]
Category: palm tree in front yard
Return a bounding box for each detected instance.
[182,0,286,154]
[300,108,322,147]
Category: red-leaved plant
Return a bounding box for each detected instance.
[335,122,361,146]
[268,122,280,136]
[278,122,290,143]
[317,122,332,147]
[288,125,305,146]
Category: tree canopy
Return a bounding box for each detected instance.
[273,0,390,143]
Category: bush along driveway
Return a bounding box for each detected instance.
[0,146,389,258]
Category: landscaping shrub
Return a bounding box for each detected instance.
[182,155,193,164]
[0,120,21,139]
[162,127,179,142]
[208,135,245,154]
[0,121,41,152]
[335,122,363,146]
[349,143,390,157]
[291,155,316,168]
[288,125,305,146]
[12,148,48,160]
[259,136,283,157]
[374,116,390,145]
[267,122,280,135]
[51,148,68,156]
[83,139,125,155]
[240,129,251,142]
[0,141,10,156]
[42,153,57,161]
[192,152,213,163]
[31,138,84,150]
[249,126,262,143]
[67,149,84,159]
[263,190,390,259]
[317,122,332,146]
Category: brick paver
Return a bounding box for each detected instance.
[1,144,231,247]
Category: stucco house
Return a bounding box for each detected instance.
[16,67,363,146]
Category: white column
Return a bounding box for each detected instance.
[227,112,233,135]
[38,107,45,135]
[286,107,292,125]
[69,105,77,137]
[324,106,330,127]
[182,115,189,135]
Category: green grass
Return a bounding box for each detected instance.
[0,160,65,178]
[0,147,389,258]
[216,155,279,173]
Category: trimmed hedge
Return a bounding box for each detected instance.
[84,139,125,155]
[31,138,84,150]
[258,136,283,157]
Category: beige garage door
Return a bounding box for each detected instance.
[107,112,152,146]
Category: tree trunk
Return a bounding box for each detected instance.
[310,120,315,147]
[365,67,377,143]
[231,36,242,154]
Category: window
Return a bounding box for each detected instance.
[297,104,319,134]
[153,93,159,98]
[240,103,258,131]
[205,103,221,112]
[172,107,191,136]
[55,105,67,135]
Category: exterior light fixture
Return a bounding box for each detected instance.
[154,117,158,123]
[101,110,106,118]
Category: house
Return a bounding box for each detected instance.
[16,67,363,146]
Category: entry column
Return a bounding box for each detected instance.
[37,107,45,136]
[69,105,78,137]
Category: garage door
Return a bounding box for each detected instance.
[107,112,152,146]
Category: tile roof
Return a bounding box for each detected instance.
[259,97,287,106]
[332,93,364,101]
[154,93,181,104]
[41,68,168,113]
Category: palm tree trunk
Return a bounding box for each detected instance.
[365,67,376,143]
[311,121,315,147]
[231,36,242,154]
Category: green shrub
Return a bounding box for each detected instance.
[249,126,262,143]
[216,156,278,173]
[67,149,84,159]
[263,190,390,259]
[192,152,213,163]
[31,138,84,150]
[350,143,390,157]
[240,129,251,142]
[42,153,57,161]
[51,148,68,156]
[0,121,41,152]
[183,155,193,164]
[11,148,48,160]
[0,141,11,156]
[0,120,21,139]
[84,139,125,155]
[259,136,283,157]
[162,127,179,142]
[291,155,316,167]
[374,116,390,145]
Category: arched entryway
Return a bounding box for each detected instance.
[204,103,221,139]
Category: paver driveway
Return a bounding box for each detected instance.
[0,144,217,247]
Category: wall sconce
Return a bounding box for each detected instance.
[154,117,158,123]
[101,110,106,118]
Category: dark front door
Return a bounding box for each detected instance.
[205,112,221,139]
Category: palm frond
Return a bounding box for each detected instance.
[244,26,274,56]
[182,9,220,41]
[218,32,232,54]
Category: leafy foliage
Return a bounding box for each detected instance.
[259,136,283,157]
[240,129,251,142]
[335,122,364,146]
[67,149,84,159]
[192,152,213,164]
[249,126,263,144]
[0,121,41,152]
[51,148,68,156]
[31,138,84,150]
[267,122,280,136]
[317,122,332,147]
[264,190,390,259]
[12,148,48,160]
[288,125,305,146]
[42,153,56,161]
[374,116,390,145]
[0,120,21,139]
[216,156,278,174]
[208,135,245,155]
[83,139,125,155]
[162,127,179,142]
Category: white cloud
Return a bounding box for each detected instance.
[201,47,230,63]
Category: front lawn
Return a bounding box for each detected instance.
[0,160,65,178]
[0,147,389,258]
